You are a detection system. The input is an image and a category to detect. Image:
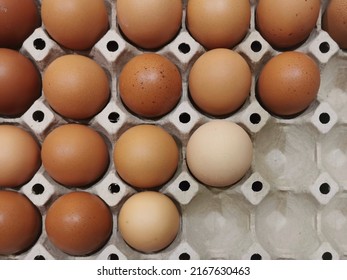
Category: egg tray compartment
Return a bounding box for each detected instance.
[1,0,347,260]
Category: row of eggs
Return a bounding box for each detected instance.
[1,0,347,51]
[0,121,252,190]
[0,189,180,256]
[1,47,321,120]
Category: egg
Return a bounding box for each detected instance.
[0,0,40,49]
[0,48,41,117]
[186,0,251,49]
[118,191,180,253]
[119,53,182,118]
[186,120,253,188]
[257,51,320,117]
[256,0,321,49]
[41,124,109,188]
[41,0,109,50]
[116,0,182,49]
[45,192,112,256]
[43,54,110,120]
[113,125,179,189]
[0,191,41,255]
[0,125,41,188]
[322,0,347,49]
[189,49,251,116]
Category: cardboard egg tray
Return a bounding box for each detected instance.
[1,0,347,260]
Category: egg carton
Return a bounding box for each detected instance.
[1,0,347,260]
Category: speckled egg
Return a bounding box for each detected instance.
[323,0,347,49]
[257,51,321,117]
[119,53,182,118]
[256,0,321,49]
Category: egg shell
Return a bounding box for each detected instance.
[116,0,182,49]
[257,51,321,117]
[0,125,41,188]
[322,0,347,49]
[186,120,253,188]
[41,124,109,188]
[118,191,180,253]
[45,192,113,256]
[0,191,41,255]
[189,48,252,116]
[41,0,109,50]
[256,0,321,49]
[186,0,251,49]
[113,125,179,189]
[0,48,41,117]
[119,53,182,118]
[0,0,40,49]
[43,54,110,120]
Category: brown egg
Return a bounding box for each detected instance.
[41,124,109,188]
[113,125,179,189]
[189,49,251,116]
[0,191,41,255]
[0,125,41,188]
[43,54,110,120]
[186,0,251,49]
[0,48,41,117]
[118,191,180,253]
[323,0,347,49]
[119,53,182,118]
[256,0,320,49]
[45,192,112,256]
[257,51,320,117]
[41,0,109,50]
[0,0,40,49]
[116,0,182,49]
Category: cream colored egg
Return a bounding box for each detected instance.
[186,121,253,188]
[118,191,180,253]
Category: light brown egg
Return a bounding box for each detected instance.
[119,53,182,118]
[323,0,347,49]
[189,49,251,116]
[186,0,251,49]
[41,0,109,50]
[43,54,110,120]
[116,0,182,49]
[257,51,320,117]
[0,48,41,117]
[0,0,40,49]
[256,0,320,49]
[0,125,41,188]
[186,121,253,188]
[45,192,112,256]
[0,191,41,255]
[113,125,179,189]
[118,191,180,253]
[41,124,109,188]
